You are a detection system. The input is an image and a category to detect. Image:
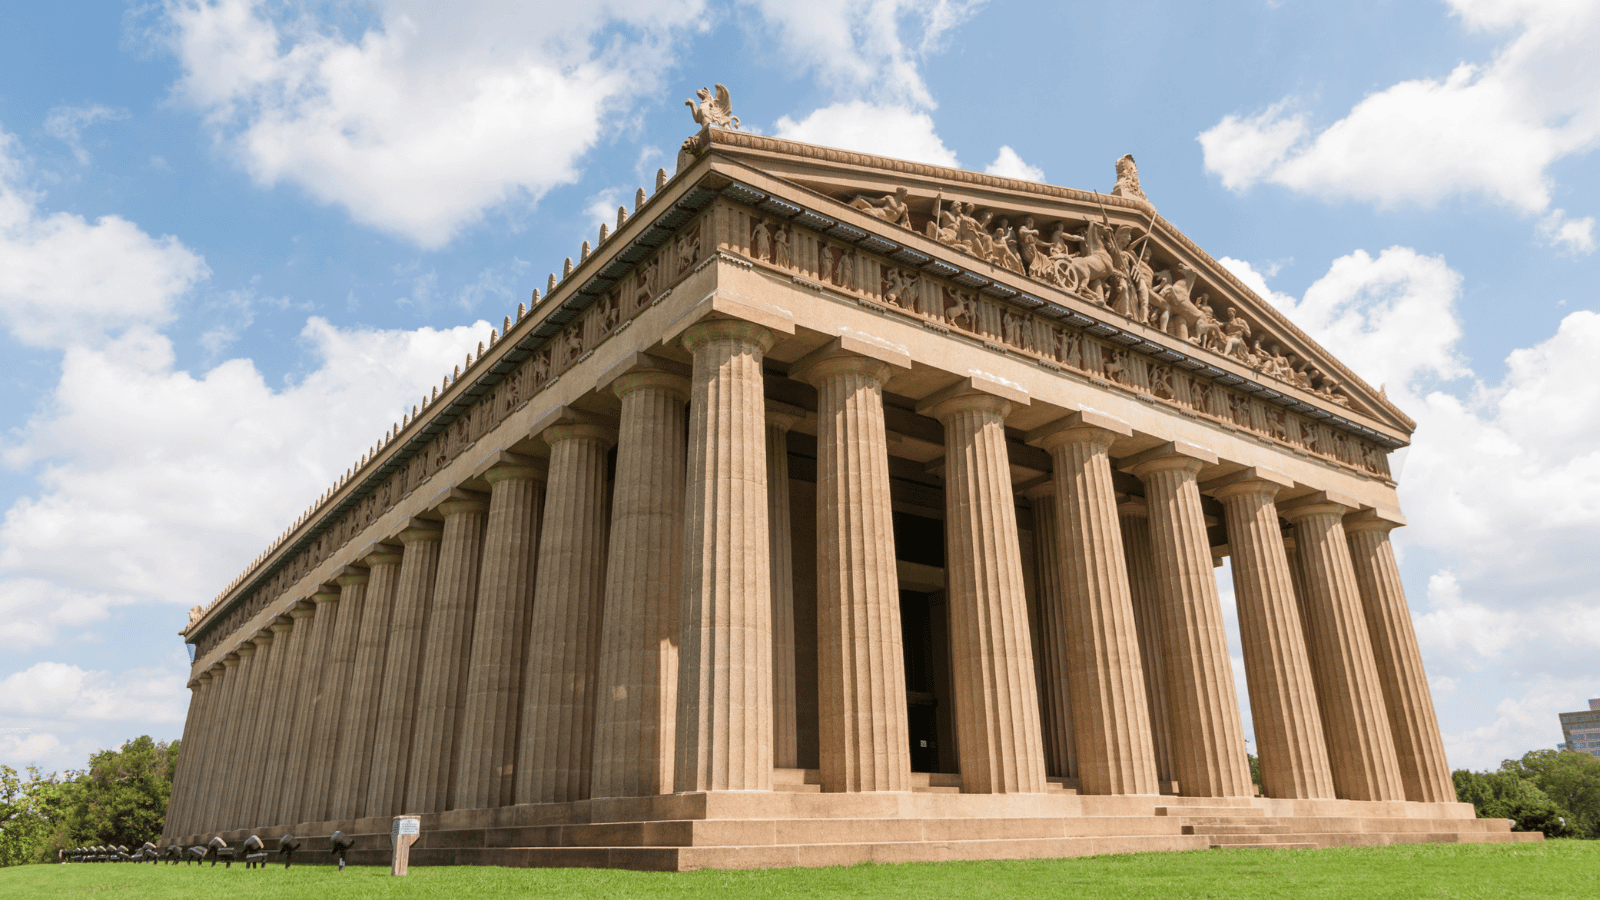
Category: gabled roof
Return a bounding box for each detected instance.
[688,126,1415,439]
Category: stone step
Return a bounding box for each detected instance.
[1175,815,1271,826]
[1209,842,1317,850]
[1183,824,1291,835]
[1202,832,1311,846]
[1154,805,1262,818]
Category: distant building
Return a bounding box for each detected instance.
[1559,700,1600,757]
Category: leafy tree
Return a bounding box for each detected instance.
[0,735,180,865]
[1499,749,1600,838]
[0,766,76,866]
[1454,767,1574,837]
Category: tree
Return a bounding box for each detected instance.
[1455,767,1573,837]
[0,735,180,865]
[1499,750,1600,838]
[0,766,76,867]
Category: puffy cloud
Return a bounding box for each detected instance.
[1198,1,1600,225]
[162,0,708,248]
[0,657,192,772]
[774,101,959,166]
[1538,209,1596,255]
[1233,247,1600,768]
[985,145,1044,182]
[0,130,209,349]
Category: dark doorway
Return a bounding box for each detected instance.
[900,589,954,773]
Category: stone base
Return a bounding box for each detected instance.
[165,769,1536,871]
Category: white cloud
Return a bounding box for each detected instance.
[0,130,209,349]
[162,0,708,248]
[1235,248,1600,769]
[0,661,186,723]
[0,579,136,652]
[1538,209,1596,254]
[1198,1,1600,226]
[739,0,981,108]
[43,104,128,165]
[985,145,1044,182]
[774,101,959,167]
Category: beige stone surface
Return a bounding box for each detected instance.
[927,389,1046,794]
[591,371,689,799]
[1281,497,1404,802]
[1031,415,1159,796]
[518,421,616,804]
[329,548,402,820]
[1127,447,1252,798]
[1025,483,1076,780]
[454,461,545,810]
[199,653,246,833]
[1116,500,1175,786]
[271,601,324,826]
[179,662,226,835]
[1211,474,1335,800]
[161,673,208,839]
[302,569,368,822]
[798,349,912,793]
[766,416,800,772]
[407,496,489,814]
[280,589,341,825]
[365,524,443,818]
[237,618,290,829]
[1345,512,1454,804]
[675,319,776,793]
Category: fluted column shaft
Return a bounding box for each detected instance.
[301,570,367,823]
[270,603,323,825]
[1117,503,1176,787]
[406,498,488,814]
[329,550,402,820]
[198,650,250,831]
[1216,480,1335,800]
[1283,500,1404,801]
[186,661,232,834]
[1027,484,1076,780]
[365,525,443,817]
[225,636,278,830]
[174,666,222,837]
[1346,515,1454,803]
[517,423,615,804]
[591,373,689,798]
[454,466,544,810]
[767,419,799,771]
[1131,456,1252,798]
[1035,422,1159,796]
[674,320,776,793]
[932,392,1046,794]
[806,356,912,793]
[162,673,208,839]
[238,620,290,827]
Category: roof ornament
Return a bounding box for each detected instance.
[686,83,739,130]
[1112,154,1148,203]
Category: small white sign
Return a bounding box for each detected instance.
[391,817,420,837]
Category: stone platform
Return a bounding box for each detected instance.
[167,769,1535,871]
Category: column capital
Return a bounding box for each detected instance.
[613,369,692,401]
[234,641,258,659]
[1021,479,1056,502]
[437,489,490,518]
[1344,507,1407,534]
[221,650,242,667]
[251,627,275,648]
[474,450,547,485]
[288,600,318,620]
[1278,490,1360,522]
[765,399,808,433]
[360,540,404,567]
[663,293,795,347]
[1116,495,1150,518]
[334,565,370,587]
[597,351,691,399]
[191,671,212,687]
[790,333,911,388]
[677,317,779,356]
[207,661,227,677]
[1118,440,1218,479]
[917,373,1029,422]
[395,518,444,545]
[540,421,618,449]
[1026,408,1132,452]
[269,613,296,635]
[1201,466,1295,500]
[310,586,341,607]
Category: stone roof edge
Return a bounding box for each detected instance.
[702,127,1416,433]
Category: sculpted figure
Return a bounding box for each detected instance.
[927,194,960,243]
[1001,308,1026,347]
[773,226,790,268]
[188,605,204,626]
[1154,262,1202,340]
[1059,222,1124,304]
[991,217,1024,272]
[1103,348,1128,384]
[752,219,771,261]
[1112,153,1149,202]
[1017,217,1053,280]
[686,83,740,129]
[1193,297,1224,351]
[850,186,913,228]
[1220,307,1252,360]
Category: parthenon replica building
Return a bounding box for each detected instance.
[162,94,1528,867]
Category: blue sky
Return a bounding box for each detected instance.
[1,0,1596,776]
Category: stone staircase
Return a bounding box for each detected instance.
[1157,806,1315,850]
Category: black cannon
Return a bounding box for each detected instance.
[329,831,354,872]
[278,833,301,869]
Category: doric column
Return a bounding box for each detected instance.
[591,369,690,798]
[454,457,545,810]
[238,618,291,828]
[264,602,319,825]
[797,341,913,793]
[1345,510,1454,803]
[200,649,252,831]
[1025,483,1076,779]
[181,661,228,835]
[1116,499,1177,787]
[279,588,341,825]
[1209,471,1335,800]
[365,522,443,817]
[1280,493,1404,801]
[1125,443,1252,798]
[924,384,1046,794]
[223,634,277,831]
[674,319,776,793]
[1028,411,1159,796]
[406,494,489,814]
[767,409,800,771]
[162,671,209,840]
[516,419,615,804]
[329,547,402,820]
[302,568,368,823]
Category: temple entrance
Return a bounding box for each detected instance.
[894,510,957,774]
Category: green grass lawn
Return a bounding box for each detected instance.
[0,841,1589,899]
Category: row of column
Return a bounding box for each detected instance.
[164,314,1455,842]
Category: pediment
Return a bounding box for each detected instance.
[690,127,1413,441]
